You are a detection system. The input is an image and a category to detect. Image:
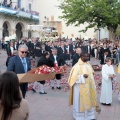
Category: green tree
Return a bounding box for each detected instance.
[59,0,120,40]
[116,25,120,38]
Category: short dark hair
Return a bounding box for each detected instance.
[80,52,88,57]
[52,48,57,51]
[103,42,107,45]
[42,51,50,57]
[0,71,22,120]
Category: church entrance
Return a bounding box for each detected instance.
[16,23,23,40]
[2,21,9,38]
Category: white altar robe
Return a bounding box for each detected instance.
[73,75,96,120]
[100,64,115,104]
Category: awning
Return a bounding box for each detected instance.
[32,15,39,21]
[17,11,31,18]
[0,6,17,14]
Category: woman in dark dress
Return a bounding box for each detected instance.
[32,51,54,94]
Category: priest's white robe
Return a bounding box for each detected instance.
[100,64,115,104]
[73,75,96,120]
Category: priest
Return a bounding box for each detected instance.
[68,52,97,120]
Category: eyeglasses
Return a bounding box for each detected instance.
[20,51,27,54]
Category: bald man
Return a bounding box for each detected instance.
[72,48,82,66]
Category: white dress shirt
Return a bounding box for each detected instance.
[53,55,58,66]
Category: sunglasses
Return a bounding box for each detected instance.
[20,51,27,54]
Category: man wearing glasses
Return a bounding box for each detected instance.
[7,45,31,98]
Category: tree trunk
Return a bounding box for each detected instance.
[109,27,116,41]
[108,25,118,41]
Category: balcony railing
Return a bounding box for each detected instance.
[0,6,39,21]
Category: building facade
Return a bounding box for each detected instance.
[35,0,98,39]
[0,0,39,40]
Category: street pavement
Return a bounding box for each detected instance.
[0,49,120,120]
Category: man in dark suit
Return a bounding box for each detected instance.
[45,41,53,54]
[99,43,111,65]
[7,44,31,98]
[57,42,67,64]
[65,41,74,65]
[14,41,19,50]
[50,48,66,90]
[75,39,80,48]
[72,48,82,66]
[84,43,91,61]
[34,41,42,66]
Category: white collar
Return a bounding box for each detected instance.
[19,56,26,60]
[53,55,57,57]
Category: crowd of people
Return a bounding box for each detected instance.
[0,37,120,120]
[1,38,120,66]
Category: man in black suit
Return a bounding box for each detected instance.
[45,41,53,54]
[99,43,111,65]
[57,42,67,63]
[14,41,19,50]
[84,43,91,61]
[34,41,42,66]
[65,41,74,64]
[54,41,60,49]
[75,39,80,48]
[50,48,66,90]
[72,48,82,66]
[27,40,35,59]
[7,44,31,98]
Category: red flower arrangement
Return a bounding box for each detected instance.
[34,65,66,74]
[92,65,102,71]
[54,66,66,74]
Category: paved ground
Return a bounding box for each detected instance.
[0,49,120,120]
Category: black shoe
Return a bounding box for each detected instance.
[101,103,106,105]
[57,87,61,90]
[39,92,47,94]
[31,88,36,93]
[106,103,111,106]
[51,87,54,90]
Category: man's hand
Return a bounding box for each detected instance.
[83,74,88,78]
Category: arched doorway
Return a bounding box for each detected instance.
[2,21,10,38]
[16,22,24,40]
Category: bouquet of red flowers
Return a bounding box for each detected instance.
[92,65,102,71]
[54,66,67,74]
[35,65,56,74]
[34,65,66,74]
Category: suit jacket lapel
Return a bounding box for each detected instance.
[17,56,25,72]
[25,58,29,71]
